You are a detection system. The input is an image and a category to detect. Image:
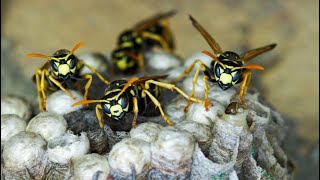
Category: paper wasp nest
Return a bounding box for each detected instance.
[1,51,294,180]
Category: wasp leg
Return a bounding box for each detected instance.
[48,75,76,99]
[35,68,44,111]
[142,89,173,126]
[170,59,209,111]
[40,69,48,111]
[80,61,110,85]
[141,31,170,50]
[132,97,139,128]
[95,104,104,128]
[81,74,93,102]
[145,80,204,105]
[160,19,175,51]
[184,60,209,111]
[239,71,252,104]
[136,53,145,73]
[203,75,212,110]
[126,52,145,73]
[172,59,206,84]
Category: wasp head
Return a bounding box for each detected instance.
[214,51,243,90]
[50,49,78,81]
[117,30,143,50]
[101,82,130,121]
[26,42,85,81]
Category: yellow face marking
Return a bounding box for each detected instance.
[70,68,76,73]
[118,98,122,105]
[220,73,232,84]
[110,105,123,116]
[58,64,70,75]
[219,67,224,74]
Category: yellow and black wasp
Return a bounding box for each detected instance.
[174,15,277,111]
[26,42,109,112]
[72,75,204,128]
[111,10,176,74]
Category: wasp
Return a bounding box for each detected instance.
[72,75,204,128]
[111,10,176,73]
[174,15,277,111]
[26,42,110,112]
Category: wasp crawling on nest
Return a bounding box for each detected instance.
[111,10,177,74]
[27,42,109,112]
[72,75,204,128]
[174,15,277,112]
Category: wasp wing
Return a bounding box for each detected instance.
[241,43,277,62]
[189,15,223,55]
[133,10,177,32]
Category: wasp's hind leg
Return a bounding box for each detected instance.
[48,75,76,99]
[81,74,93,102]
[239,71,252,104]
[95,104,104,128]
[132,97,139,128]
[144,80,205,110]
[142,89,173,126]
[35,68,45,111]
[171,59,210,111]
[80,61,110,85]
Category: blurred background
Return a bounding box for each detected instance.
[1,0,318,179]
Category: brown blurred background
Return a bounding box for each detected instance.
[1,0,319,179]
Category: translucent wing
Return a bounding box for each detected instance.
[133,10,177,32]
[189,15,223,54]
[241,43,277,62]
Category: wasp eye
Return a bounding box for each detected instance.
[102,104,111,114]
[215,64,223,78]
[119,96,128,109]
[51,61,59,72]
[68,58,76,69]
[231,71,241,82]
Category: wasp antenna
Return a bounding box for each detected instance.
[202,50,219,61]
[240,64,264,70]
[189,15,195,23]
[118,77,140,96]
[26,53,50,59]
[269,43,277,49]
[72,99,107,107]
[166,9,177,17]
[70,42,86,55]
[202,50,225,68]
